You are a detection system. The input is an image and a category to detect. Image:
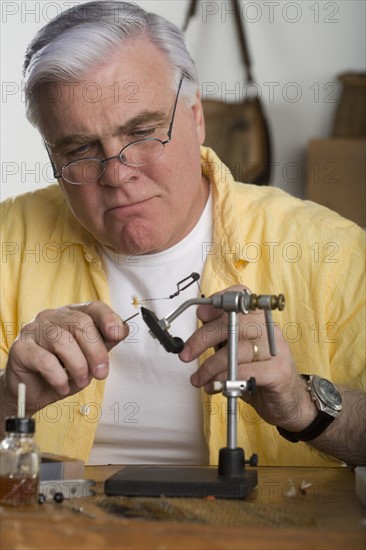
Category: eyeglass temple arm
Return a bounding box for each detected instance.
[166,76,184,141]
[44,142,61,179]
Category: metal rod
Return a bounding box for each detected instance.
[227,311,238,449]
[264,310,277,356]
[163,297,210,327]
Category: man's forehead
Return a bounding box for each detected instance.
[40,72,174,147]
[50,108,168,150]
[38,35,175,134]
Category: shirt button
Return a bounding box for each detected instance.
[79,404,90,416]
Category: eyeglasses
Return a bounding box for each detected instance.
[46,76,184,185]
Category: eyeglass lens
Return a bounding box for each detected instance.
[62,138,166,184]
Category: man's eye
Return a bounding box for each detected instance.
[132,128,156,138]
[68,144,93,158]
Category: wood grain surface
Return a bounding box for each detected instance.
[1,466,365,550]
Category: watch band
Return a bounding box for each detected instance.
[276,375,337,443]
[277,411,334,442]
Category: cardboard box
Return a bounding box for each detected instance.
[306,138,366,228]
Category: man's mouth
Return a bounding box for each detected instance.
[105,197,154,213]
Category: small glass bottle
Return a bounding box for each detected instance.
[0,417,40,506]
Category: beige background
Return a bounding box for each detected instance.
[1,0,365,200]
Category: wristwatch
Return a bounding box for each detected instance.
[277,375,342,443]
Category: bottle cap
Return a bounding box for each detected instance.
[5,416,35,434]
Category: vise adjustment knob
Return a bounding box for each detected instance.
[245,453,258,467]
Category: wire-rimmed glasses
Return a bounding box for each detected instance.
[46,76,184,185]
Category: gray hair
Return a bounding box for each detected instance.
[23,1,199,128]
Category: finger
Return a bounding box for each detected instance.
[236,360,280,391]
[36,324,92,388]
[10,339,71,397]
[181,285,266,362]
[54,302,128,378]
[23,303,128,384]
[190,335,274,389]
[20,313,109,383]
[192,359,277,398]
[201,338,292,395]
[179,313,228,362]
[196,303,224,323]
[180,309,265,363]
[180,326,220,362]
[68,301,129,346]
[237,338,270,364]
[30,308,108,382]
[190,347,228,387]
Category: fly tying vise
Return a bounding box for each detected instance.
[105,277,286,498]
[141,286,285,356]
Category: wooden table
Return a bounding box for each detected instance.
[1,465,365,549]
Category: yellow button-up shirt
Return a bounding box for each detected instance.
[1,147,365,466]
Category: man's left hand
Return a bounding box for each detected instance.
[179,285,317,432]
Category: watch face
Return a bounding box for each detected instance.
[315,377,342,408]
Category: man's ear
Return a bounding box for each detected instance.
[191,90,206,145]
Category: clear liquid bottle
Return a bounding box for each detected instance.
[0,417,40,506]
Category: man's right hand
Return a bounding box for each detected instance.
[1,301,129,416]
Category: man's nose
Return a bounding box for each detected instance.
[99,157,138,186]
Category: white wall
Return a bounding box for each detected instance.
[1,0,365,201]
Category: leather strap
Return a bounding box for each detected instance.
[277,412,334,443]
[183,0,253,82]
[277,375,336,443]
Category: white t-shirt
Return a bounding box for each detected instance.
[88,192,213,464]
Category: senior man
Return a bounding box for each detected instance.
[1,1,365,467]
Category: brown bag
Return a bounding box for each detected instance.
[183,0,272,185]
